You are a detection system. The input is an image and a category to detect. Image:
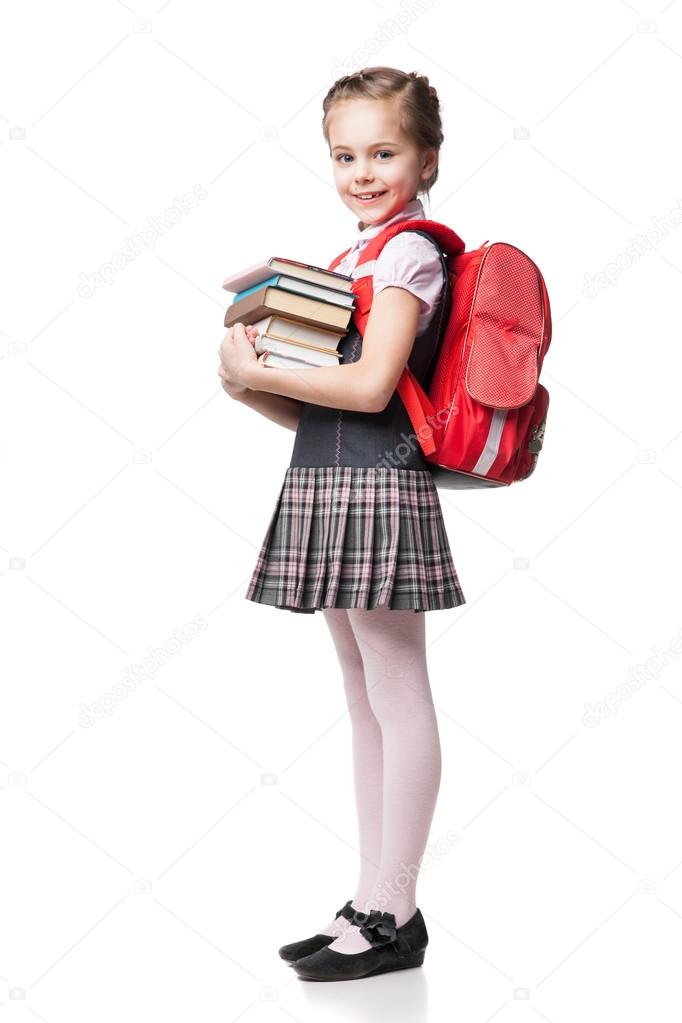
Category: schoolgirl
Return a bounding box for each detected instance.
[218,66,466,981]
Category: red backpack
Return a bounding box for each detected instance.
[328,219,551,489]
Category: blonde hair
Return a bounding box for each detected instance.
[322,66,444,205]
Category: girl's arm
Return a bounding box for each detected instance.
[230,387,303,432]
[239,287,423,414]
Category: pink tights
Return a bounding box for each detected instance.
[317,605,442,954]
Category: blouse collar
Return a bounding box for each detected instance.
[355,197,425,241]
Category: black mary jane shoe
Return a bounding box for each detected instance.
[278,899,357,963]
[291,907,428,981]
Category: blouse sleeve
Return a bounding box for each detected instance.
[372,232,445,330]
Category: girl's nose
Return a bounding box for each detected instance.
[353,159,374,182]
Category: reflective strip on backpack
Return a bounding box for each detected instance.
[472,409,508,475]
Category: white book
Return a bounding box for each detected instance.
[251,315,344,354]
[258,350,330,371]
[255,334,340,368]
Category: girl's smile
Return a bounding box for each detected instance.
[353,190,388,205]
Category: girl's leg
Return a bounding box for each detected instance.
[316,608,384,936]
[327,605,442,955]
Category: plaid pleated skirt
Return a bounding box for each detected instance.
[244,466,466,614]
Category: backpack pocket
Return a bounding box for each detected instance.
[464,243,544,409]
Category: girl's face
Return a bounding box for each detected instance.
[327,95,437,228]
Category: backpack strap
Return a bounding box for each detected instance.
[326,220,466,457]
[359,220,465,456]
[356,218,465,270]
[327,246,352,272]
[327,219,464,276]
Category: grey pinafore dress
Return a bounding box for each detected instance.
[244,230,466,614]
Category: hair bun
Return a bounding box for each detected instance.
[409,70,437,97]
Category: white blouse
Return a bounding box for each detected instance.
[333,197,445,336]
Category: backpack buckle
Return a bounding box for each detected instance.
[528,419,546,453]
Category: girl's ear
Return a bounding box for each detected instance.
[421,147,438,181]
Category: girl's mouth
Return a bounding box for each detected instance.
[354,191,387,204]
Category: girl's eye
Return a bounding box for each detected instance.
[335,151,394,163]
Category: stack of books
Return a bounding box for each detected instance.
[222,257,356,369]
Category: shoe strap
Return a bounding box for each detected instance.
[334,899,355,921]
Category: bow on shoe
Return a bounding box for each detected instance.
[356,909,401,951]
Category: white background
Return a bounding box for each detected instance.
[1,0,682,1019]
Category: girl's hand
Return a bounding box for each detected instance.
[217,323,267,393]
[218,364,247,398]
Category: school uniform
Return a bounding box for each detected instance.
[245,198,466,614]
